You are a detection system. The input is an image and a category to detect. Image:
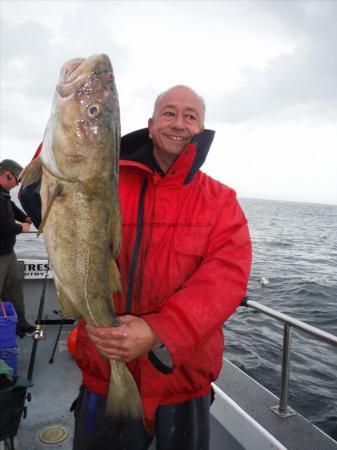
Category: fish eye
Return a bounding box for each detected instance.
[87,103,101,118]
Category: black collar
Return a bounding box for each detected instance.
[120,128,215,182]
[125,142,164,176]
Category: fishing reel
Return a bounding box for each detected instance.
[31,324,46,341]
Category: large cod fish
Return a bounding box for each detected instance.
[21,54,142,419]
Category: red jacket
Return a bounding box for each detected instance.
[74,128,252,425]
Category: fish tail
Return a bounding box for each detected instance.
[105,360,143,419]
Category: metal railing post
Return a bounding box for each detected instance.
[280,322,292,412]
[240,299,337,419]
[271,323,296,417]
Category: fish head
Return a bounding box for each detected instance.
[44,54,120,181]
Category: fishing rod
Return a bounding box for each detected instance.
[48,310,65,364]
[27,262,49,382]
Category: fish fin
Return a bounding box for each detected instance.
[109,259,122,294]
[37,183,63,236]
[54,278,82,319]
[111,193,122,260]
[20,157,43,187]
[106,359,143,419]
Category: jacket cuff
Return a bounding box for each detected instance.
[148,347,173,374]
[143,304,200,367]
[15,223,23,235]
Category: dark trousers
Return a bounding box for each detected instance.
[0,251,26,326]
[73,386,210,450]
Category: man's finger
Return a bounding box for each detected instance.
[95,345,130,361]
[86,324,128,339]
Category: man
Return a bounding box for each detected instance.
[22,85,252,449]
[75,85,252,450]
[0,159,35,336]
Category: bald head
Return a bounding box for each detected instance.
[152,85,206,127]
[148,84,205,173]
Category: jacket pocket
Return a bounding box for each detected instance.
[173,229,209,256]
[171,231,209,286]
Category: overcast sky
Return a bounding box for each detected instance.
[1,0,337,205]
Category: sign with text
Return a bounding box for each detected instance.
[19,260,54,279]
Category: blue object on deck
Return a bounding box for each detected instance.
[0,301,17,349]
[0,301,18,375]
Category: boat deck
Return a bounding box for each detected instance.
[16,324,80,449]
[1,275,336,449]
[10,324,337,450]
[214,359,337,450]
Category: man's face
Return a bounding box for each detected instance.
[1,170,18,190]
[148,86,204,166]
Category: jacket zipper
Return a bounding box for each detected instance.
[125,178,148,313]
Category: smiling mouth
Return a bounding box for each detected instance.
[166,135,186,142]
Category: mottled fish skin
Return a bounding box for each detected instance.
[22,54,142,419]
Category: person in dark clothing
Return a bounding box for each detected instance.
[0,159,35,336]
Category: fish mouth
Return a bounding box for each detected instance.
[56,54,112,98]
[60,58,85,84]
[56,58,86,98]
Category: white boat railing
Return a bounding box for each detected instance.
[241,298,337,418]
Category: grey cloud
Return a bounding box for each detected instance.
[1,8,131,143]
[2,18,57,99]
[2,11,130,99]
[208,2,337,123]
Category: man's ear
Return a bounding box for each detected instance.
[148,118,153,138]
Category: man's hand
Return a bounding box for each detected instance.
[86,315,163,362]
[21,222,31,232]
[24,217,33,224]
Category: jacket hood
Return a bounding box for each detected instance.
[120,128,215,185]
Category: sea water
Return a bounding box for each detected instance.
[226,198,337,440]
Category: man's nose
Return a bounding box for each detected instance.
[171,113,185,129]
